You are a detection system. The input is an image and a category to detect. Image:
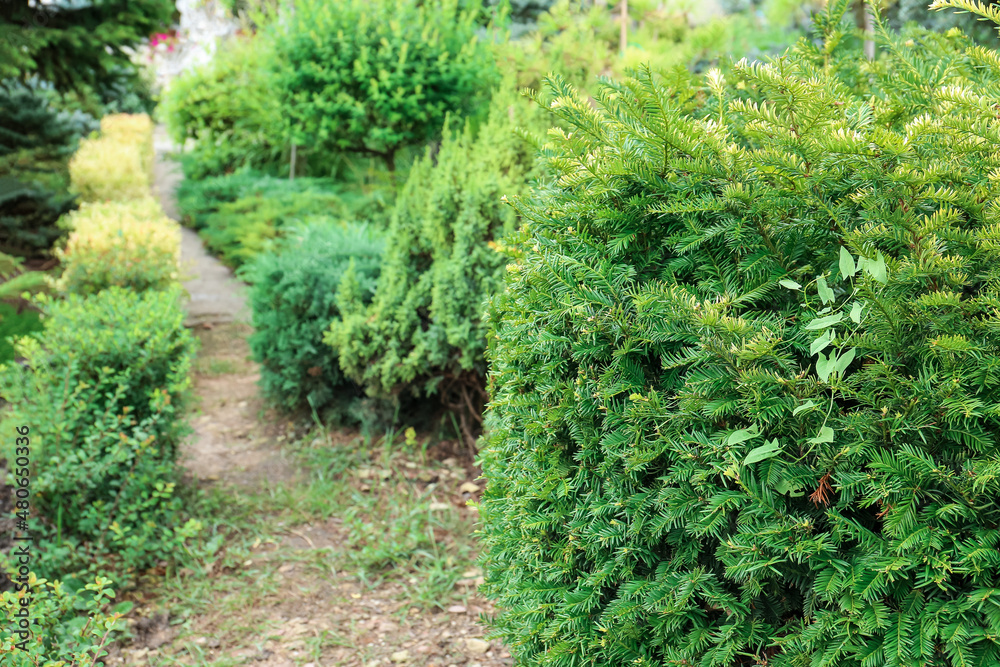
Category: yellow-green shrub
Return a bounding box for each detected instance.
[100,113,155,176]
[68,113,154,202]
[55,197,180,294]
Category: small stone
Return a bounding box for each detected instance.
[390,649,411,663]
[447,605,467,613]
[194,636,207,645]
[463,638,490,654]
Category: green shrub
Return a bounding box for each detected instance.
[0,572,127,664]
[1,286,199,578]
[270,0,496,170]
[176,171,278,230]
[178,172,391,268]
[162,34,285,180]
[494,0,798,93]
[479,8,1000,665]
[55,198,181,295]
[0,176,76,258]
[242,221,383,415]
[326,86,543,442]
[0,85,94,258]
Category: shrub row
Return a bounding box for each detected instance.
[2,111,196,585]
[242,86,545,433]
[2,286,198,579]
[68,113,155,203]
[55,197,181,295]
[177,171,390,268]
[479,8,1000,666]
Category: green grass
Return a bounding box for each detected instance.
[132,427,482,664]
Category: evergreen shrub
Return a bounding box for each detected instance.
[162,35,285,180]
[326,87,543,442]
[242,221,383,414]
[68,113,154,203]
[270,0,496,170]
[177,172,389,268]
[0,286,199,578]
[55,197,180,295]
[0,85,97,257]
[479,5,1000,665]
[0,177,76,258]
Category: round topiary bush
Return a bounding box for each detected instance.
[242,220,383,416]
[270,0,497,171]
[479,4,1000,665]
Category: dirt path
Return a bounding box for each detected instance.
[152,126,249,327]
[114,127,512,667]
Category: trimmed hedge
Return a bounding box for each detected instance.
[1,286,198,578]
[479,9,1000,666]
[55,197,180,295]
[68,113,154,203]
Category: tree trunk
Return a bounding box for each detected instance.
[620,0,628,58]
[855,0,876,61]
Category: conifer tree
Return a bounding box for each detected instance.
[0,0,172,95]
[479,2,1000,664]
[326,86,545,444]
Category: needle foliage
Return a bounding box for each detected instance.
[479,2,1000,664]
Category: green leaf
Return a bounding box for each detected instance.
[805,313,843,330]
[839,246,857,279]
[864,252,887,284]
[726,425,760,447]
[774,478,805,495]
[817,275,834,304]
[792,400,817,415]
[816,351,833,382]
[810,330,833,355]
[779,279,802,290]
[850,302,863,324]
[835,347,857,375]
[808,426,835,444]
[113,601,135,615]
[744,439,781,465]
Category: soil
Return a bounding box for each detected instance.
[111,324,512,667]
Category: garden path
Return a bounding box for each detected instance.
[152,125,250,327]
[125,133,511,667]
